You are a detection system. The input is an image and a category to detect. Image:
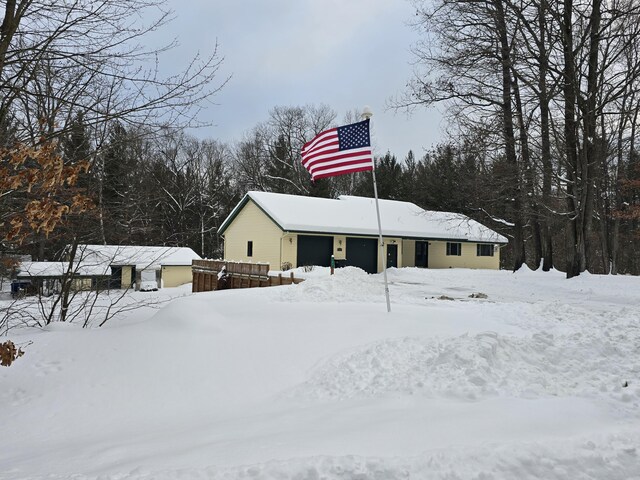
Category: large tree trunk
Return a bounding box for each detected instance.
[598,164,611,274]
[495,0,525,271]
[538,0,554,271]
[513,75,541,268]
[580,0,602,273]
[562,0,582,279]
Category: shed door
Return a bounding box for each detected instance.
[297,235,333,268]
[110,266,122,289]
[346,237,378,274]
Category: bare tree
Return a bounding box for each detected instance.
[233,104,336,196]
[1,1,227,139]
[402,0,640,276]
[400,0,526,270]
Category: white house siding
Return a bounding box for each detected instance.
[223,200,284,268]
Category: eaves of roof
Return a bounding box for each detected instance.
[219,194,507,245]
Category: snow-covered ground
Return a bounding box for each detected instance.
[1,267,639,479]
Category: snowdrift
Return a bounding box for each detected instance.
[1,267,639,479]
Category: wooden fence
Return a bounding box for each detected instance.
[192,260,303,293]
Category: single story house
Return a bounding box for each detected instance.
[218,191,508,273]
[14,261,110,296]
[74,245,201,290]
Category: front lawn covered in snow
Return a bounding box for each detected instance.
[1,267,639,479]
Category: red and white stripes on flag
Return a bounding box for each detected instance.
[301,119,374,181]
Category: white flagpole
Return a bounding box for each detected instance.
[362,107,391,313]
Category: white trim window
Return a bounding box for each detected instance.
[446,242,462,256]
[476,244,494,257]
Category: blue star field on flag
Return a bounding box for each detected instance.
[337,120,371,151]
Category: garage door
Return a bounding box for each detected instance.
[345,237,378,274]
[296,235,334,268]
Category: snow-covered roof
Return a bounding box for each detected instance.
[76,245,201,270]
[220,191,508,244]
[16,262,110,278]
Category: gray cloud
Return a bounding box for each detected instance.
[158,0,442,157]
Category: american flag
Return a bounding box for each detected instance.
[301,119,374,181]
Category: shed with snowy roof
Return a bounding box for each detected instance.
[73,245,201,290]
[218,192,508,274]
[14,261,111,297]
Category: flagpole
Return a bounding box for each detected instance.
[362,107,391,313]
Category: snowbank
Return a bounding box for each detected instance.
[1,268,639,479]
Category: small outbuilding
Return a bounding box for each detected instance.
[14,261,110,297]
[74,245,201,290]
[218,191,508,273]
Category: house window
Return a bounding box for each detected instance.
[477,244,494,257]
[247,241,253,257]
[446,242,461,256]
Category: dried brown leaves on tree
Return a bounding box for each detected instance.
[0,139,92,243]
[0,340,25,367]
[614,172,640,224]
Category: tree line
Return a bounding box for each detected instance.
[1,0,639,278]
[4,99,639,275]
[396,0,640,277]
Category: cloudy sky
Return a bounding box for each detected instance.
[159,0,442,158]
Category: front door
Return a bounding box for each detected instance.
[415,241,428,268]
[386,244,398,268]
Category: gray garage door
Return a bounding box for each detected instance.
[297,235,334,268]
[345,237,378,274]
